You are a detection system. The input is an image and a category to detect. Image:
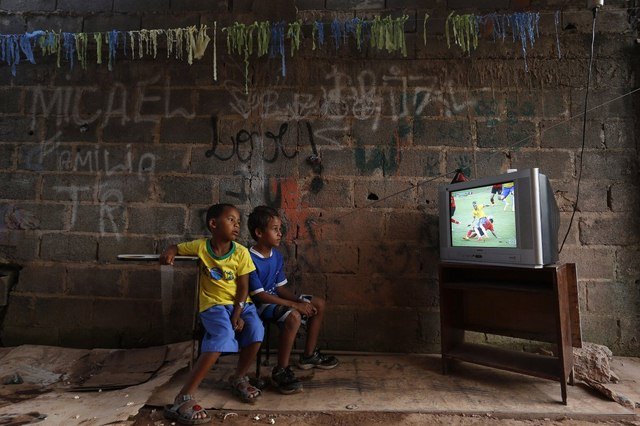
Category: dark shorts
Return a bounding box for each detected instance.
[199,304,264,353]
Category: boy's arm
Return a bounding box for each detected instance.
[159,245,178,265]
[276,286,316,316]
[231,273,250,331]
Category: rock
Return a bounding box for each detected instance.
[573,342,616,384]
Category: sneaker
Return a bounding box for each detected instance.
[297,349,339,370]
[271,366,303,394]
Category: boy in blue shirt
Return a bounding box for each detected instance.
[247,206,338,395]
[161,203,264,425]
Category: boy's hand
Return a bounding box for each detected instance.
[232,316,245,332]
[296,302,315,317]
[159,245,178,265]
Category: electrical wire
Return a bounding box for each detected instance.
[558,5,600,254]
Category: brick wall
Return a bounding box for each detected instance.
[0,0,638,354]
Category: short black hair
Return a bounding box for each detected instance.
[247,205,279,241]
[205,203,237,232]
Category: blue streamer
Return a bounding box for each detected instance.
[62,32,75,70]
[554,10,562,59]
[19,30,44,64]
[314,20,325,47]
[0,36,20,75]
[331,18,342,50]
[108,30,118,70]
[269,21,286,77]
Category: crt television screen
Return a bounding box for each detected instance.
[450,181,517,248]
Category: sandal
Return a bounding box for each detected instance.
[230,375,261,403]
[164,394,211,425]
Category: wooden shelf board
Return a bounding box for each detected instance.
[441,281,553,292]
[445,342,561,382]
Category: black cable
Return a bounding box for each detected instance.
[558,5,600,254]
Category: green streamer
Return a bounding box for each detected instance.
[287,19,302,58]
[256,21,270,57]
[446,12,479,55]
[93,32,102,64]
[75,33,88,69]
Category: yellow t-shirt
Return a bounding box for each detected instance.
[177,239,256,312]
[472,205,486,219]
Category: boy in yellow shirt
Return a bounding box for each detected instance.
[161,203,263,425]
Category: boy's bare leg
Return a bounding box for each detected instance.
[233,341,262,378]
[174,352,220,420]
[304,297,326,355]
[278,311,302,368]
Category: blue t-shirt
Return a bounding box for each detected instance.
[248,247,288,298]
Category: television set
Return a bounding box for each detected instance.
[438,168,560,268]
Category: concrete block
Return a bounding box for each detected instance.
[41,233,98,262]
[114,0,168,11]
[124,267,163,299]
[45,119,98,144]
[100,175,153,202]
[302,178,353,208]
[604,119,637,150]
[42,174,97,201]
[558,246,615,280]
[476,120,536,149]
[510,150,573,180]
[71,204,125,234]
[393,148,442,177]
[98,235,156,263]
[67,266,123,297]
[615,248,640,283]
[218,177,249,208]
[0,88,22,113]
[91,298,161,329]
[8,202,66,230]
[26,14,82,32]
[314,209,384,241]
[136,144,188,174]
[294,0,325,9]
[417,308,441,345]
[2,294,34,326]
[581,151,637,181]
[1,325,58,346]
[160,117,213,144]
[355,307,421,352]
[540,119,603,149]
[580,313,620,349]
[0,14,26,33]
[0,117,39,142]
[357,176,419,207]
[158,175,216,204]
[0,172,38,200]
[0,144,15,169]
[82,13,140,32]
[15,263,65,294]
[127,206,186,235]
[171,0,226,11]
[33,296,93,327]
[56,0,112,12]
[0,230,40,261]
[414,118,471,147]
[186,205,210,235]
[358,242,422,275]
[579,215,640,246]
[297,242,358,274]
[586,280,640,315]
[140,13,200,29]
[102,121,157,144]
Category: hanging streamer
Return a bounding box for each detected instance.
[554,10,562,59]
[313,20,325,50]
[75,32,88,69]
[287,20,302,57]
[423,13,430,46]
[331,18,342,50]
[213,21,217,81]
[107,30,118,71]
[446,12,479,55]
[62,32,76,70]
[269,21,286,79]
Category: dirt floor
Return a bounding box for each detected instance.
[131,407,640,426]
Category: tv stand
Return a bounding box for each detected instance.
[439,262,581,404]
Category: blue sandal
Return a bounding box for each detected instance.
[164,394,211,425]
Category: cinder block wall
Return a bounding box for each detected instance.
[0,0,638,354]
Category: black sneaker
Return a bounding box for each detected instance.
[271,366,303,394]
[297,349,339,370]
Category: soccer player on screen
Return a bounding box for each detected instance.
[450,195,460,225]
[490,184,503,205]
[464,216,498,241]
[500,182,515,211]
[468,201,491,228]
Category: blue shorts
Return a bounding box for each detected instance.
[199,304,264,353]
[501,187,514,199]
